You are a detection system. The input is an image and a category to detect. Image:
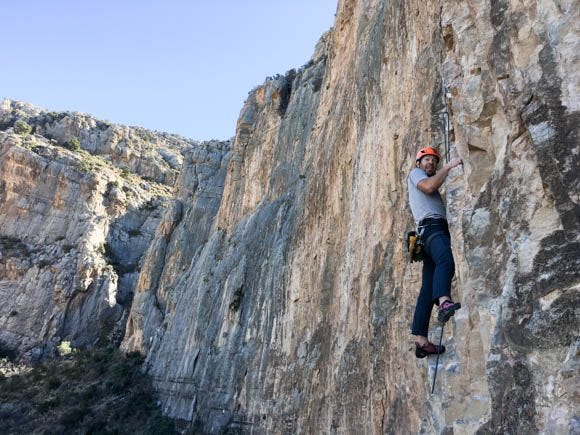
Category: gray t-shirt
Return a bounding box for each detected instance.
[408,168,447,225]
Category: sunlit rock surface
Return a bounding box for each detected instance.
[0,103,229,361]
[2,0,578,433]
[119,0,578,433]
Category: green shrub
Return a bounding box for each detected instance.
[13,119,32,135]
[79,159,92,173]
[65,136,81,151]
[79,384,98,406]
[37,397,61,413]
[46,376,62,390]
[143,416,176,434]
[229,285,244,312]
[137,130,155,142]
[57,341,73,356]
[140,199,156,211]
[37,259,51,268]
[1,374,25,393]
[120,167,131,179]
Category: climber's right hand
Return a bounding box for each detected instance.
[446,157,463,170]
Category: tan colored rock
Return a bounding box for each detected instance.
[122,0,579,433]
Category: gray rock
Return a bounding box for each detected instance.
[2,0,578,433]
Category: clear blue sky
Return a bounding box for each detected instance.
[0,1,337,141]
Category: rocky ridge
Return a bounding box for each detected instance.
[0,99,200,186]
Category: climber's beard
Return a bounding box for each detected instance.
[417,157,438,176]
[423,163,436,176]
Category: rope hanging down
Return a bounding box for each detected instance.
[431,321,445,394]
[431,85,451,394]
[441,85,451,164]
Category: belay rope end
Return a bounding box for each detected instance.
[431,321,445,394]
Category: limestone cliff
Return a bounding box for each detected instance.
[0,100,190,186]
[1,0,578,433]
[0,101,230,360]
[121,0,578,433]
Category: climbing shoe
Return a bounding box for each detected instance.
[437,300,461,324]
[415,342,446,358]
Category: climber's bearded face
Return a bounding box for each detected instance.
[417,155,438,176]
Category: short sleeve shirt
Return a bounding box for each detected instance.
[407,168,447,225]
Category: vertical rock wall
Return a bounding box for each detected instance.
[440,1,579,433]
[123,0,579,433]
[0,131,160,359]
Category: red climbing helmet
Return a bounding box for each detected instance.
[415,147,440,163]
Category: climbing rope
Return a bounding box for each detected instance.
[431,86,452,395]
[431,321,445,394]
[441,85,451,164]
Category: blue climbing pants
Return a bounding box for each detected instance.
[411,221,455,337]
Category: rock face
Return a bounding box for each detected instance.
[121,1,578,433]
[2,0,578,433]
[0,102,230,361]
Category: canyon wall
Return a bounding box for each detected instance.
[1,0,578,433]
[0,100,229,360]
[120,0,578,433]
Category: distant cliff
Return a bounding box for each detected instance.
[0,99,229,360]
[1,0,579,433]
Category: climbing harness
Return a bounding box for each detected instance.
[406,222,448,264]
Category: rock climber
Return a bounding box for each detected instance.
[407,147,463,358]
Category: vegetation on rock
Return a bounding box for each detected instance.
[65,136,81,151]
[13,120,32,136]
[0,348,176,434]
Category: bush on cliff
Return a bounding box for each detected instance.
[64,136,81,151]
[13,119,32,136]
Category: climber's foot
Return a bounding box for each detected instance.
[437,300,461,324]
[415,341,446,358]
